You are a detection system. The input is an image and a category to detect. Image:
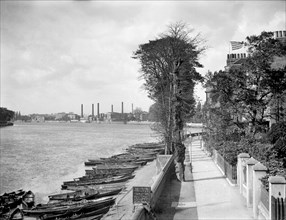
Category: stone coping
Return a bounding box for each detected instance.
[253,162,267,171]
[238,153,250,158]
[246,157,258,165]
[269,175,286,184]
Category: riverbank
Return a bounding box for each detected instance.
[103,160,158,220]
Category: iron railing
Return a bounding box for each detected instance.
[271,196,285,220]
[261,186,269,211]
[212,149,237,184]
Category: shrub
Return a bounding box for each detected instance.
[267,121,286,144]
[216,141,239,165]
[203,123,286,190]
[267,121,286,159]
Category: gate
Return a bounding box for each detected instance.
[271,196,286,220]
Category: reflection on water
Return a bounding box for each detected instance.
[0,122,157,202]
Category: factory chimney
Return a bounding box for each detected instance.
[81,104,83,118]
[132,103,134,114]
[97,103,100,118]
[92,104,94,118]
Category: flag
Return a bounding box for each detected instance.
[230,41,244,50]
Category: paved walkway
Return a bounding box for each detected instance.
[156,137,254,220]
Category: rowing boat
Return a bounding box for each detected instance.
[78,173,130,181]
[48,189,98,201]
[41,206,107,220]
[86,167,136,175]
[63,183,125,191]
[0,207,24,220]
[92,165,137,173]
[85,160,147,167]
[61,175,134,189]
[23,197,115,217]
[48,188,122,202]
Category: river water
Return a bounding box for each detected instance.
[0,122,158,202]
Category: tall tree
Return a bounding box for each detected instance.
[133,22,204,181]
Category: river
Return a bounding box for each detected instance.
[0,122,158,203]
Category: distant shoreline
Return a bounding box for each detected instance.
[0,121,14,127]
[13,120,155,125]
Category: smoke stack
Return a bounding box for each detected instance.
[132,103,133,114]
[121,102,124,114]
[81,104,83,118]
[92,104,94,117]
[111,104,113,113]
[97,103,100,118]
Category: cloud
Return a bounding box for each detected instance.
[1,1,285,114]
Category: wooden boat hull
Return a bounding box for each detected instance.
[48,189,97,201]
[85,168,134,176]
[85,160,147,166]
[92,167,137,175]
[63,183,125,191]
[67,213,103,220]
[0,189,25,198]
[78,173,126,181]
[0,190,34,215]
[61,175,134,189]
[23,197,115,216]
[94,188,122,199]
[48,188,122,203]
[41,205,109,220]
[0,207,24,220]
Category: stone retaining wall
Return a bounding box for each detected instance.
[131,154,175,220]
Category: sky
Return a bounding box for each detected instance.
[1,1,285,115]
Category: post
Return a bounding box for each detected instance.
[253,162,267,219]
[190,135,192,172]
[246,157,258,207]
[213,149,217,163]
[237,153,250,194]
[269,176,286,220]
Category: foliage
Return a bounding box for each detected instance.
[204,31,286,136]
[202,31,286,189]
[14,111,32,121]
[204,133,286,190]
[267,121,286,159]
[133,22,205,155]
[133,107,144,121]
[191,102,203,123]
[148,103,160,122]
[267,121,286,144]
[0,107,14,122]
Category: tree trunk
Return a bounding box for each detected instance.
[172,61,186,182]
